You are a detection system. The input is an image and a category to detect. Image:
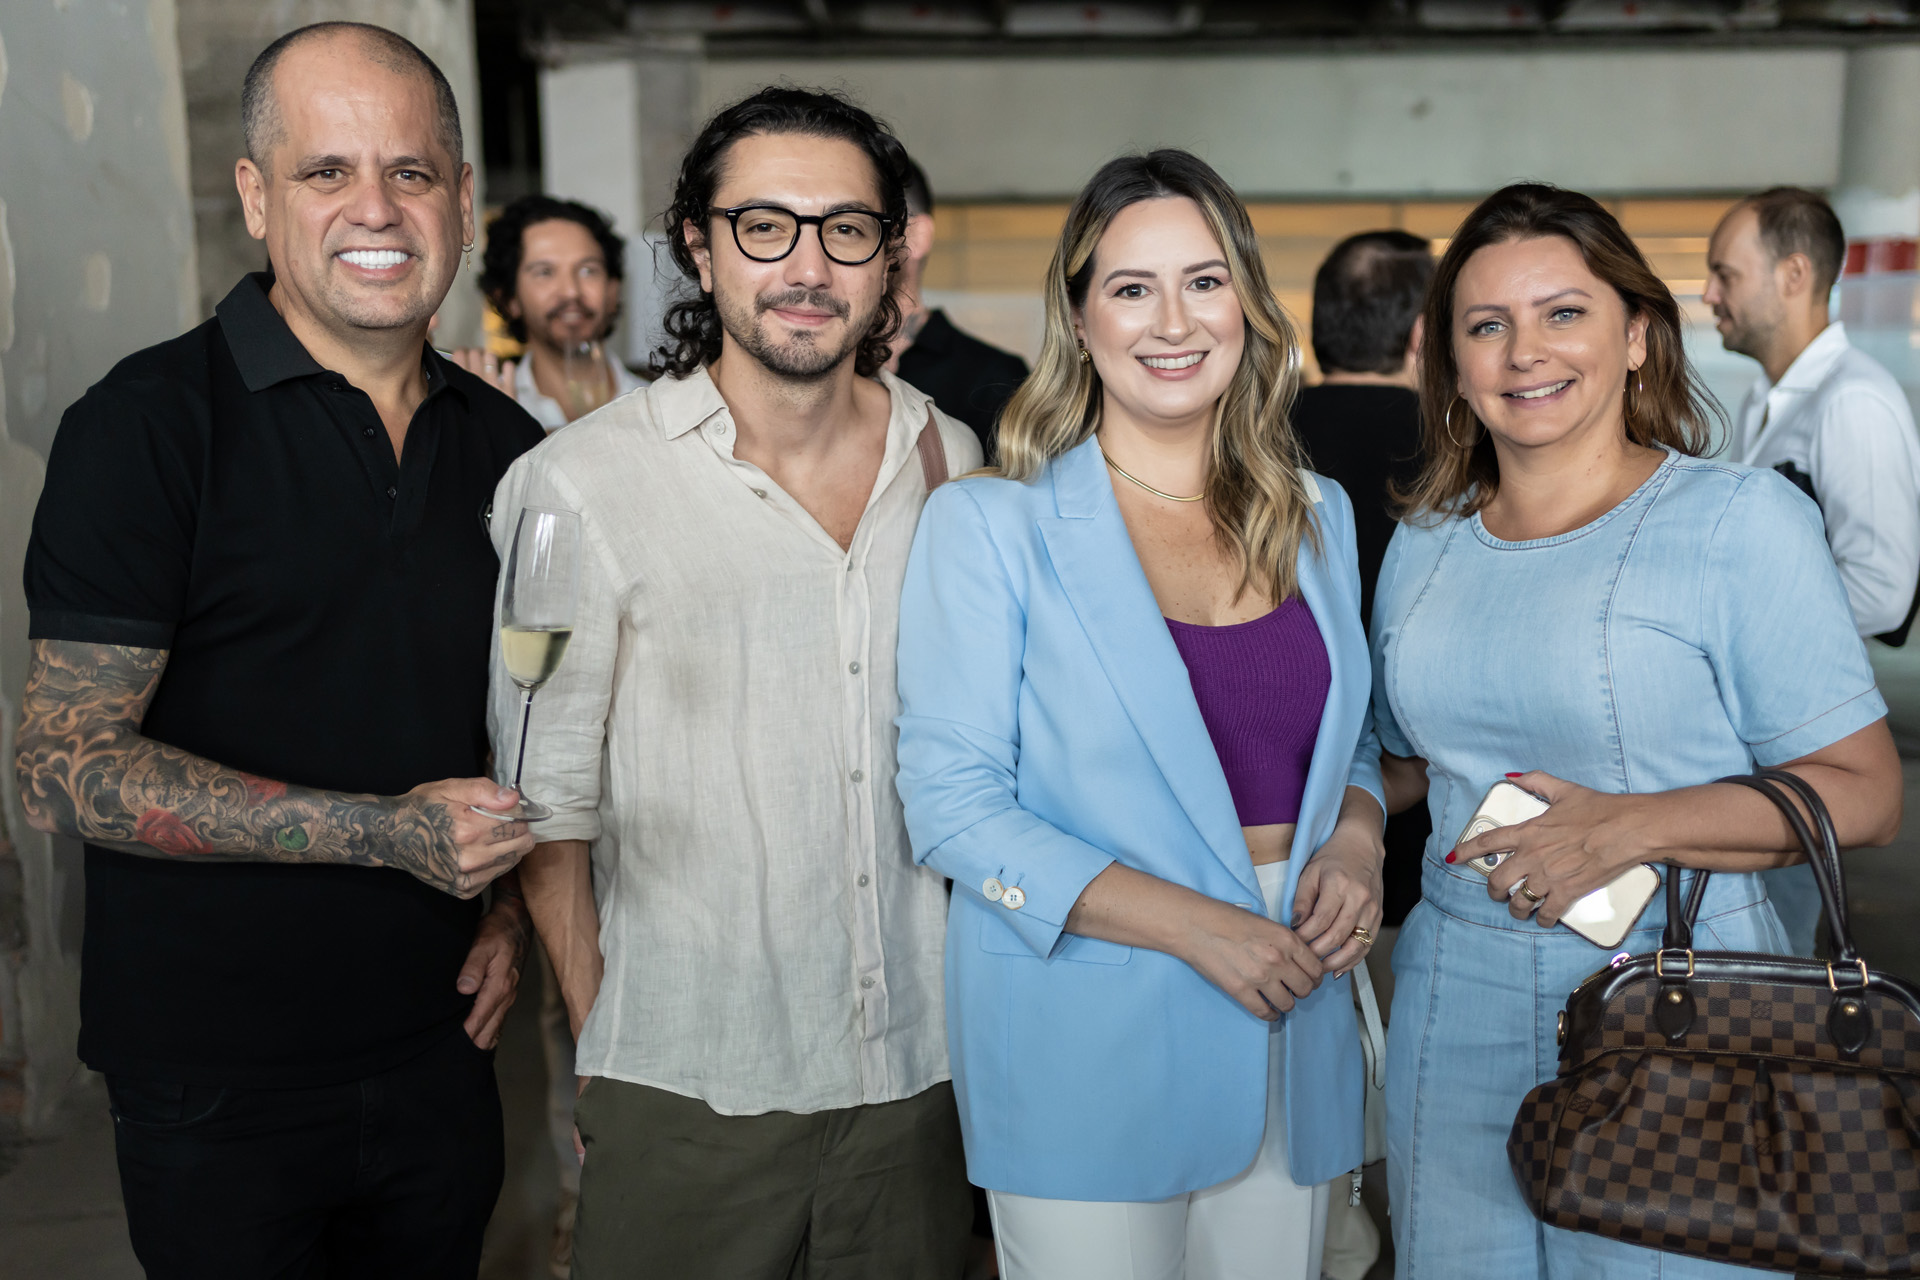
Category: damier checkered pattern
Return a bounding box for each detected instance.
[1560,977,1920,1076]
[1513,1017,1920,1274]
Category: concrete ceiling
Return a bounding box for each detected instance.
[519,0,1917,50]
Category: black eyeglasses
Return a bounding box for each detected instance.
[709,205,895,266]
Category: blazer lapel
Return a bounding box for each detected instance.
[1037,440,1260,901]
[1280,512,1358,917]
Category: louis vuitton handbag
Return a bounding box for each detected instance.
[1508,768,1920,1276]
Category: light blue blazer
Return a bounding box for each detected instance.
[895,434,1385,1203]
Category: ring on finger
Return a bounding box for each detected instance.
[1350,926,1375,947]
[1518,883,1544,904]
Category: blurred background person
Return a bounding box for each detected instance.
[889,156,1030,462]
[1293,230,1435,955]
[1375,182,1899,1278]
[1708,186,1920,643]
[463,194,645,429]
[1706,185,1920,957]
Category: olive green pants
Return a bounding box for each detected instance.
[571,1078,971,1280]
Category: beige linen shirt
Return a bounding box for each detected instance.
[488,366,981,1115]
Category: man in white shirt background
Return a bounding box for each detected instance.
[1706,184,1920,955]
[497,87,979,1278]
[461,194,646,430]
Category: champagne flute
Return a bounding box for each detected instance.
[481,506,580,822]
[561,340,612,421]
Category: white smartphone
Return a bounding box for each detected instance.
[1454,780,1661,950]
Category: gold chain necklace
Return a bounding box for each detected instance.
[1100,446,1204,503]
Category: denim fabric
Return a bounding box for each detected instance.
[1758,863,1823,957]
[1370,452,1885,1278]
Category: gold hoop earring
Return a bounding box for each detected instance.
[462,242,475,272]
[1444,396,1476,451]
[1625,368,1644,421]
[1078,343,1092,366]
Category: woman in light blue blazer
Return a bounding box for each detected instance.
[896,151,1387,1280]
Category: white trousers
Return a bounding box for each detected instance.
[987,862,1331,1280]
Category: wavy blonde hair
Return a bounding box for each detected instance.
[993,149,1319,603]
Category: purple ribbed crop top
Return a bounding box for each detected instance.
[1164,597,1330,826]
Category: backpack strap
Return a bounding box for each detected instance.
[914,407,948,492]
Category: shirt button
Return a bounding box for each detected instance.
[848,660,861,674]
[753,488,767,498]
[860,976,875,989]
[982,877,1004,902]
[362,427,376,438]
[850,769,864,783]
[385,485,397,499]
[1002,885,1027,910]
[857,873,870,887]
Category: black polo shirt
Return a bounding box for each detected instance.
[896,309,1029,463]
[25,273,545,1087]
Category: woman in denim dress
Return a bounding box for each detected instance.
[1369,184,1904,1278]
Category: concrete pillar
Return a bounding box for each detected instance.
[539,40,702,370]
[1834,43,1920,395]
[0,0,198,1139]
[1835,43,1920,272]
[173,0,488,343]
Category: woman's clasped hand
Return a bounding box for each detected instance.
[1289,800,1386,976]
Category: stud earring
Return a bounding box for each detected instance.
[1078,343,1092,365]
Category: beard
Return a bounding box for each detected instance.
[716,285,874,380]
[534,302,606,348]
[1716,295,1783,362]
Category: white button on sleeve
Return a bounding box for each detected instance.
[982,877,1004,902]
[1002,885,1026,911]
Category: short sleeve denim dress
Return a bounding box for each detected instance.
[1370,452,1886,1278]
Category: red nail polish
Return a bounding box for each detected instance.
[1444,851,1457,864]
[1505,772,1523,778]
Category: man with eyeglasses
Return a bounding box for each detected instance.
[496,87,979,1278]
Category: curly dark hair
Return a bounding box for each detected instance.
[479,195,626,344]
[656,86,909,380]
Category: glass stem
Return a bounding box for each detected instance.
[510,686,535,794]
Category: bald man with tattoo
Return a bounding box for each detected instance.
[12,22,543,1279]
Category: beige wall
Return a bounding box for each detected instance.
[703,48,1849,201]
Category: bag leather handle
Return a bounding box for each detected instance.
[1754,767,1852,943]
[1698,772,1858,966]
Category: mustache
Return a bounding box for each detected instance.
[545,302,600,324]
[756,288,850,320]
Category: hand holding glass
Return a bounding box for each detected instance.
[477,507,580,822]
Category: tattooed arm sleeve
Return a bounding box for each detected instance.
[13,640,485,894]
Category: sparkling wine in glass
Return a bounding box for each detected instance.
[482,506,581,822]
